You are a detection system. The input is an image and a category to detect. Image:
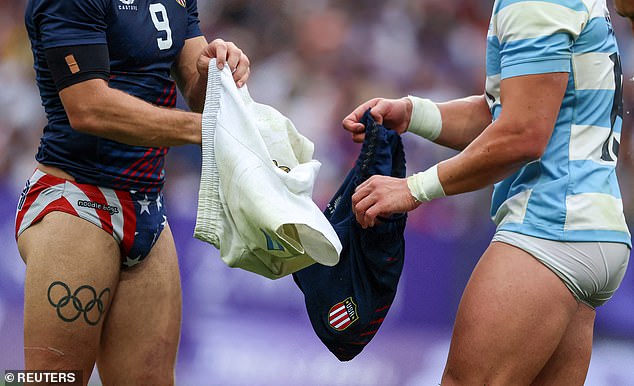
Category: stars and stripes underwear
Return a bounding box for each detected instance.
[15,169,166,268]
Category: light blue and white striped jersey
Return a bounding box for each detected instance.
[486,0,631,247]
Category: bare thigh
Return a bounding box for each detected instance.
[531,303,595,386]
[97,224,182,386]
[18,212,120,385]
[441,241,583,386]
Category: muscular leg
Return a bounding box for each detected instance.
[97,224,182,386]
[441,241,582,386]
[531,304,595,385]
[19,212,120,384]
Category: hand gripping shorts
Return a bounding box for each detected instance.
[15,169,167,268]
[293,109,407,361]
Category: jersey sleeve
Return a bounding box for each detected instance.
[35,0,109,49]
[493,0,589,79]
[185,0,203,39]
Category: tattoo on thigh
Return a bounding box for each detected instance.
[47,281,111,326]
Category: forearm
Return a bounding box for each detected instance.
[435,95,492,150]
[409,72,567,203]
[437,120,533,195]
[408,118,542,201]
[172,36,208,113]
[407,94,491,151]
[94,88,203,146]
[178,71,206,113]
[61,79,202,147]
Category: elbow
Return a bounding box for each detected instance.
[519,140,548,162]
[498,125,551,164]
[66,103,103,135]
[59,79,111,135]
[184,97,203,114]
[181,87,203,113]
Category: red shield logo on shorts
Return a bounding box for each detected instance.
[328,297,358,331]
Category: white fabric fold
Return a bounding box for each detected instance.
[195,59,341,279]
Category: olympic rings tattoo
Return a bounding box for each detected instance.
[47,281,111,326]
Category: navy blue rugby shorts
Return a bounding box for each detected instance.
[293,109,407,361]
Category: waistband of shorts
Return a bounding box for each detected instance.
[31,169,161,202]
[493,230,631,249]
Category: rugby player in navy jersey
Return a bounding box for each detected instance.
[344,0,630,384]
[16,0,249,383]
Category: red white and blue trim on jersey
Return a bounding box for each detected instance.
[15,169,167,268]
[25,0,203,194]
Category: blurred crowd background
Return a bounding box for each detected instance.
[1,1,633,385]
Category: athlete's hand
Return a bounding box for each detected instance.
[197,38,250,87]
[352,175,421,228]
[342,97,413,143]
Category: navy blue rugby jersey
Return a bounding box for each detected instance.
[25,0,202,193]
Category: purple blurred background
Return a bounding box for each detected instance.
[0,1,633,385]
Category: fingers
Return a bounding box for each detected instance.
[368,100,394,124]
[342,98,381,142]
[206,38,251,87]
[224,41,250,86]
[341,117,365,143]
[352,175,422,228]
[209,39,228,70]
[342,97,411,142]
[234,66,250,88]
[225,42,241,71]
[351,132,365,143]
[342,114,366,143]
[366,98,409,131]
[352,187,378,228]
[352,176,385,229]
[343,99,381,127]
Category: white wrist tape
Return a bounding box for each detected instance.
[406,95,442,141]
[406,164,446,202]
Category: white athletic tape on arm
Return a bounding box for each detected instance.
[407,164,446,202]
[406,95,442,141]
